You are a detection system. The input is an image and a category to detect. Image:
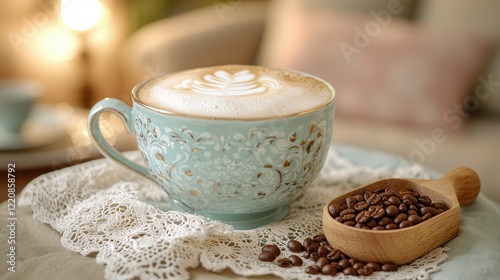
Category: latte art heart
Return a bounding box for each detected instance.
[135,65,334,119]
[175,69,283,96]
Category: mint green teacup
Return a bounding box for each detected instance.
[88,65,335,229]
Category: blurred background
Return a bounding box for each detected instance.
[0,0,499,203]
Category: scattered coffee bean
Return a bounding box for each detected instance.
[321,264,338,276]
[258,251,277,262]
[343,267,358,275]
[366,262,381,271]
[382,263,399,271]
[302,238,313,249]
[315,257,330,269]
[328,187,448,230]
[305,265,320,274]
[313,234,327,243]
[258,234,400,276]
[277,258,292,268]
[358,266,374,276]
[288,254,303,266]
[262,244,280,257]
[287,240,304,253]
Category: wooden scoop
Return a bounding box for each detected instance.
[322,167,480,265]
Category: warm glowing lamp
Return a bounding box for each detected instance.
[59,0,103,107]
[60,0,102,32]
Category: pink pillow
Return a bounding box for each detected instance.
[258,2,491,128]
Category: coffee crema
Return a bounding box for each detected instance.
[134,65,335,119]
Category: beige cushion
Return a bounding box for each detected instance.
[257,0,492,128]
[416,0,500,115]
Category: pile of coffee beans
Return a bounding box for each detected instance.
[328,188,449,230]
[258,234,398,276]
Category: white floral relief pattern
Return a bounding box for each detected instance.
[174,69,282,96]
[134,112,329,212]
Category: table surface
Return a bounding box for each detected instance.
[0,104,136,203]
[1,145,499,280]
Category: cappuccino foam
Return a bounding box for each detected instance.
[135,65,334,119]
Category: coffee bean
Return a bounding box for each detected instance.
[394,213,408,224]
[343,267,358,275]
[349,258,359,265]
[354,194,364,202]
[389,196,401,206]
[421,207,439,217]
[287,240,304,253]
[399,220,413,228]
[305,265,320,274]
[386,205,399,217]
[306,243,319,253]
[386,223,398,230]
[398,203,408,213]
[313,234,327,243]
[356,210,372,223]
[327,249,341,261]
[302,238,313,249]
[310,252,320,262]
[378,217,391,226]
[357,266,374,276]
[403,194,418,205]
[370,205,386,219]
[374,188,386,194]
[321,264,338,276]
[421,212,431,221]
[409,205,419,212]
[317,245,329,257]
[418,196,432,206]
[352,262,365,269]
[258,251,277,262]
[338,259,351,269]
[366,219,377,228]
[366,262,382,271]
[354,201,370,211]
[262,244,280,257]
[288,254,303,266]
[327,202,342,217]
[372,226,386,230]
[277,258,292,268]
[315,257,330,269]
[340,209,356,221]
[402,198,412,206]
[407,210,418,216]
[344,220,356,226]
[408,214,422,224]
[367,193,382,205]
[432,202,449,211]
[335,216,344,223]
[382,263,398,271]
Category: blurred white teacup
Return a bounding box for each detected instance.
[0,80,43,133]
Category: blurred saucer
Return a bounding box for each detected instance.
[0,104,69,150]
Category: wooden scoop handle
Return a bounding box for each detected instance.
[442,166,481,206]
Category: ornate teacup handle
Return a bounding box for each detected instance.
[88,98,150,178]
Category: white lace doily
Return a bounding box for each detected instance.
[19,147,449,280]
